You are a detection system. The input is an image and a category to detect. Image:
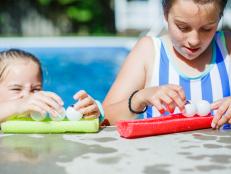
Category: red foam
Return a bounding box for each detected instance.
[116,113,213,138]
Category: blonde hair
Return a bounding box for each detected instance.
[0,49,43,83]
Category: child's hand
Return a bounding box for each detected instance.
[211,97,231,129]
[138,84,186,114]
[73,90,100,119]
[17,91,64,116]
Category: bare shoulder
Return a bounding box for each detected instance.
[131,36,155,57]
[130,36,156,67]
[224,30,231,55]
[135,36,154,47]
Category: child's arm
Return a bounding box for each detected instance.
[72,90,100,119]
[103,37,186,125]
[0,91,63,123]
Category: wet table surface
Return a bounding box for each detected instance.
[0,126,231,174]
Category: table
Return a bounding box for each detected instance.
[0,127,231,174]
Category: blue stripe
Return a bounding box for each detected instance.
[179,76,191,101]
[215,42,230,97]
[201,74,213,103]
[158,43,170,116]
[159,43,169,85]
[146,106,153,118]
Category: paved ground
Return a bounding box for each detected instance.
[0,127,231,174]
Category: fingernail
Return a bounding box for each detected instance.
[211,122,216,128]
[160,109,165,114]
[169,108,174,113]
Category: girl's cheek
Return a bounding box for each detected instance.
[8,93,22,100]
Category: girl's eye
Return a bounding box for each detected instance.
[201,28,212,32]
[32,88,41,93]
[177,25,189,32]
[11,88,21,91]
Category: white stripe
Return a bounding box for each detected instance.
[150,37,161,86]
[168,61,180,85]
[146,37,162,117]
[190,80,202,102]
[169,65,181,114]
[210,65,223,101]
[143,112,147,119]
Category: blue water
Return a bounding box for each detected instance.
[1,47,129,107]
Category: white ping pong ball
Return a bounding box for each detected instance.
[183,103,197,117]
[65,106,83,121]
[50,107,66,121]
[196,100,211,116]
[30,111,47,121]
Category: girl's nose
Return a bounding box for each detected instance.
[21,89,32,97]
[187,31,200,47]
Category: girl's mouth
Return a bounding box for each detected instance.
[184,46,200,53]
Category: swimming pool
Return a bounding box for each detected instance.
[0,37,136,107]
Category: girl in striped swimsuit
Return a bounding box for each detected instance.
[103,0,230,129]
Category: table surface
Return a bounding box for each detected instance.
[0,126,231,174]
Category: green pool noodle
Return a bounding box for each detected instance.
[1,117,99,134]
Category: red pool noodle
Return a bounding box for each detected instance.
[116,113,213,138]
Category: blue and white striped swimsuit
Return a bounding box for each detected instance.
[143,31,231,118]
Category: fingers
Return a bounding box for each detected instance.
[28,98,59,116]
[83,112,100,119]
[73,90,100,118]
[78,103,100,119]
[74,95,94,109]
[73,90,88,100]
[151,99,165,114]
[149,85,186,113]
[23,91,64,115]
[159,94,175,113]
[43,91,64,106]
[168,84,186,101]
[211,99,223,110]
[28,104,47,115]
[211,98,231,129]
[34,92,63,111]
[166,89,185,112]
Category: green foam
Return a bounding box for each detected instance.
[1,118,99,134]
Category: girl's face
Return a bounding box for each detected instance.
[0,60,42,102]
[166,0,220,60]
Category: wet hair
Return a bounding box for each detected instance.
[162,0,228,17]
[0,48,43,83]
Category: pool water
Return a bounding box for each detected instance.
[1,47,129,107]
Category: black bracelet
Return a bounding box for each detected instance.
[128,90,148,114]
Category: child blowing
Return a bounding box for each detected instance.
[0,49,100,123]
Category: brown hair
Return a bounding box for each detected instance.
[0,49,43,83]
[162,0,228,17]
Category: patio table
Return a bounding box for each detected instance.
[0,127,231,174]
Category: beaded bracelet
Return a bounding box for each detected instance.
[128,90,147,114]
